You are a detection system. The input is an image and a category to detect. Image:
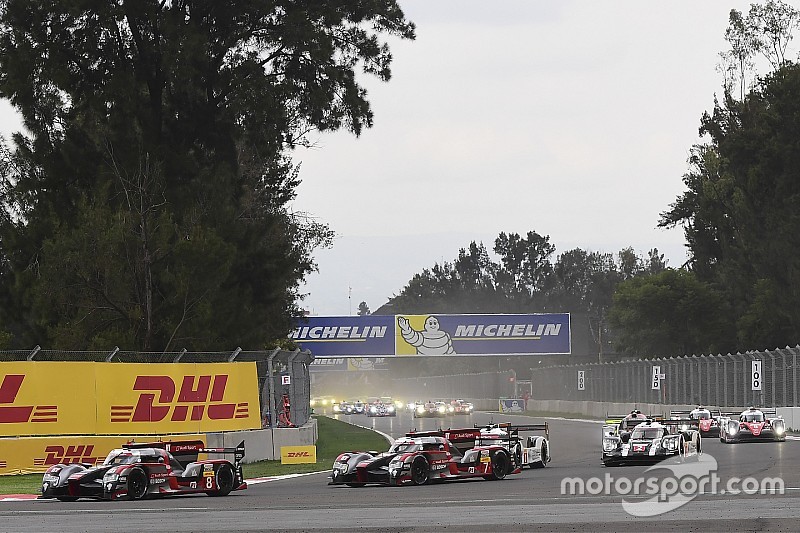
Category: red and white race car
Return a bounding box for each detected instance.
[670,406,721,437]
[719,407,786,443]
[387,429,521,485]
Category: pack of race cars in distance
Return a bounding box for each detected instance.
[40,440,246,501]
[328,422,550,487]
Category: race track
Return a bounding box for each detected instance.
[2,411,799,532]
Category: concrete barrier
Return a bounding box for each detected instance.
[206,418,318,462]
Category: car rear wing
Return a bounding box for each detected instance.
[477,422,550,441]
[201,441,246,465]
[662,418,700,431]
[606,413,664,424]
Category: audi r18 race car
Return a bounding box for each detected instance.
[41,440,246,501]
[387,431,521,485]
[718,407,786,443]
[329,437,419,486]
[602,419,701,466]
[477,423,551,468]
[670,406,722,437]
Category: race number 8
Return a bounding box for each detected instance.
[206,476,214,489]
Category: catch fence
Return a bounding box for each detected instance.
[530,346,800,408]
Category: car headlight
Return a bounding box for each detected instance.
[602,438,618,452]
[681,424,688,431]
[387,406,395,412]
[663,438,677,450]
[104,473,119,482]
[448,406,454,412]
[417,406,425,413]
[728,424,738,435]
[370,407,377,413]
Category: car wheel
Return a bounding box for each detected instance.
[208,464,235,496]
[127,467,148,500]
[410,456,429,485]
[485,451,509,480]
[533,441,548,469]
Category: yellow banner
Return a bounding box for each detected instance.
[94,362,261,434]
[0,362,261,437]
[0,434,206,475]
[0,362,96,436]
[280,445,317,464]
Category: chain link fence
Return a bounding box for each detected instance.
[0,347,313,427]
[529,346,800,408]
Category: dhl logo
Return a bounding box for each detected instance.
[110,375,249,423]
[286,451,311,458]
[33,445,102,466]
[0,375,58,424]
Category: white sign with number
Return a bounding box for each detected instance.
[577,370,585,391]
[281,374,291,385]
[651,366,661,390]
[752,360,762,391]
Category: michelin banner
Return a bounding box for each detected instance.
[291,313,571,357]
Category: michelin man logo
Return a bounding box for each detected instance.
[397,315,456,355]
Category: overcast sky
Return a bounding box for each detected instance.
[0,1,777,317]
[291,0,768,316]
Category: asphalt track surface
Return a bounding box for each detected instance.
[2,410,800,532]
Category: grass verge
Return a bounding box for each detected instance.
[0,415,389,495]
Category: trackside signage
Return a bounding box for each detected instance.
[280,445,317,464]
[290,313,571,357]
[0,434,206,476]
[0,362,260,437]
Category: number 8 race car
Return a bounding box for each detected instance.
[41,439,246,501]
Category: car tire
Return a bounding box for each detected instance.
[533,441,548,469]
[208,464,235,496]
[485,451,509,481]
[410,456,429,485]
[127,467,148,500]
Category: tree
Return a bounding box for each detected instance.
[608,269,736,358]
[0,1,414,350]
[357,301,370,316]
[661,62,800,350]
[718,1,800,99]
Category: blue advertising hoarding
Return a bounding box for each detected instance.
[291,313,570,357]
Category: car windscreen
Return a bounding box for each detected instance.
[104,451,137,466]
[630,428,661,440]
[691,410,711,420]
[390,442,421,453]
[742,412,765,422]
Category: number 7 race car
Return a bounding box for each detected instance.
[41,439,246,501]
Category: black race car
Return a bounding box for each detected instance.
[602,419,701,466]
[329,437,418,486]
[41,439,246,501]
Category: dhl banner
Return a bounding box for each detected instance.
[0,361,261,437]
[0,434,205,475]
[280,445,316,464]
